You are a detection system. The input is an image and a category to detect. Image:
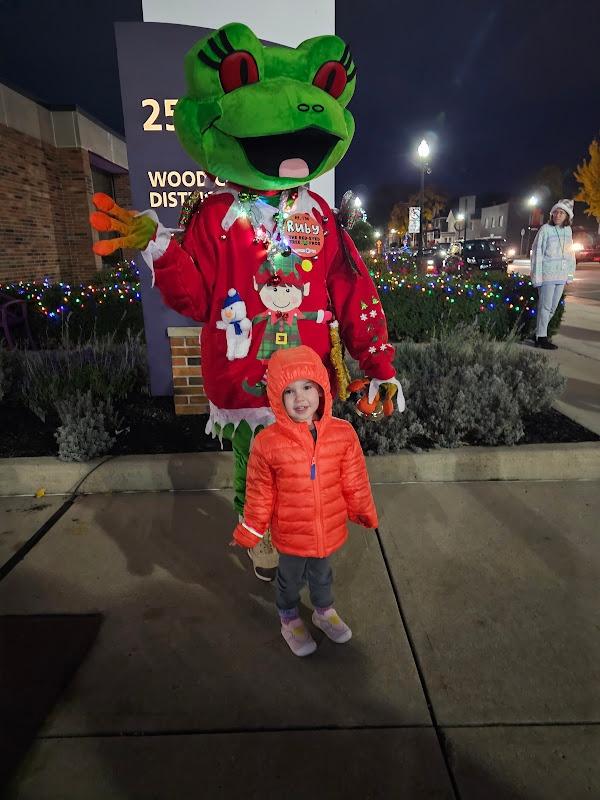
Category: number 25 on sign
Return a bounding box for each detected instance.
[141,99,178,132]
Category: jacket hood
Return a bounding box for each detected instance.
[266,346,332,430]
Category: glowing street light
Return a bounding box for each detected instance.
[524,196,540,256]
[417,139,430,159]
[374,230,381,238]
[416,138,430,258]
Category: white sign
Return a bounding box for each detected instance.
[142,0,333,46]
[408,206,421,233]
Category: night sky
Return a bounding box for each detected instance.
[1,0,598,223]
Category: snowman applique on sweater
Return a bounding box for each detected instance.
[216,288,252,361]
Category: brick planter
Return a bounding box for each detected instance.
[167,327,208,414]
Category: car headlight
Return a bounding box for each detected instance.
[427,259,434,266]
[440,250,447,257]
[507,248,516,257]
[572,242,584,252]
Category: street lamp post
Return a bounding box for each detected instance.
[417,138,430,259]
[525,194,539,257]
[456,212,466,246]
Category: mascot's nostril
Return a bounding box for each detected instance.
[312,104,324,113]
[297,103,310,112]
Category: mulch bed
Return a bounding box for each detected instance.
[0,395,597,460]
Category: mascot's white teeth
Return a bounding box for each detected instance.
[279,158,310,178]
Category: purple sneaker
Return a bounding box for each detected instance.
[312,608,352,643]
[281,619,317,657]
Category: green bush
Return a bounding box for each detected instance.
[15,331,147,422]
[55,390,121,462]
[337,327,566,452]
[0,263,144,346]
[361,254,565,342]
[0,345,10,402]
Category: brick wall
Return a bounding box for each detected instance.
[112,172,136,263]
[0,122,115,285]
[48,146,101,283]
[113,173,132,210]
[167,327,208,414]
[0,122,62,283]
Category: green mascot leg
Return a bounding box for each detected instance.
[214,420,277,581]
[216,421,263,517]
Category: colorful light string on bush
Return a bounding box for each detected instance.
[366,257,549,317]
[0,262,142,319]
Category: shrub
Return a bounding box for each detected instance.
[0,263,144,346]
[340,326,565,452]
[363,258,565,342]
[0,345,10,402]
[55,391,121,462]
[334,393,425,455]
[15,331,147,422]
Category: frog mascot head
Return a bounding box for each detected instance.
[173,22,356,191]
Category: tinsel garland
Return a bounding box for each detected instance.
[329,321,351,400]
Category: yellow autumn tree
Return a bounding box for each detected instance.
[574,139,600,231]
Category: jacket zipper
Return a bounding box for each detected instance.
[309,427,325,557]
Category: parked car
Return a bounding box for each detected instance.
[445,239,508,274]
[573,239,600,263]
[422,245,449,273]
[489,237,517,263]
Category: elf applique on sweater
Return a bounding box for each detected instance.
[252,253,331,360]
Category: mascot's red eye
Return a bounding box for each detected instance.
[313,61,347,99]
[219,51,259,93]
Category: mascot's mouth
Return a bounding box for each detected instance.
[237,127,341,179]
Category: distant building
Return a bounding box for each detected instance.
[0,81,130,285]
[449,194,529,250]
[479,200,526,247]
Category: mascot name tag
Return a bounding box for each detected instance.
[285,213,324,257]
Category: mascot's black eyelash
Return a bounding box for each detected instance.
[198,33,356,82]
[197,30,235,69]
[340,45,357,81]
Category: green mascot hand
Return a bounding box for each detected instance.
[90,193,157,256]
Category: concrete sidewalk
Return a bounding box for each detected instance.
[547,298,600,435]
[510,261,600,435]
[1,481,599,798]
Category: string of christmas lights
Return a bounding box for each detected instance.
[367,258,544,316]
[2,258,558,323]
[0,262,142,320]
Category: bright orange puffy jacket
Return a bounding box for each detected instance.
[233,345,378,558]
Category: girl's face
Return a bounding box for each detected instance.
[283,379,321,423]
[552,208,568,226]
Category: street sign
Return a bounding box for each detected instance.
[521,228,525,236]
[408,206,420,233]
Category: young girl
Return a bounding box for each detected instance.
[232,345,378,657]
[530,199,576,350]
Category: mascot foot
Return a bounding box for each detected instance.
[247,530,278,581]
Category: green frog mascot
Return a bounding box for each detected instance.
[90,22,404,581]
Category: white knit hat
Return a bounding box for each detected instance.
[550,199,574,221]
